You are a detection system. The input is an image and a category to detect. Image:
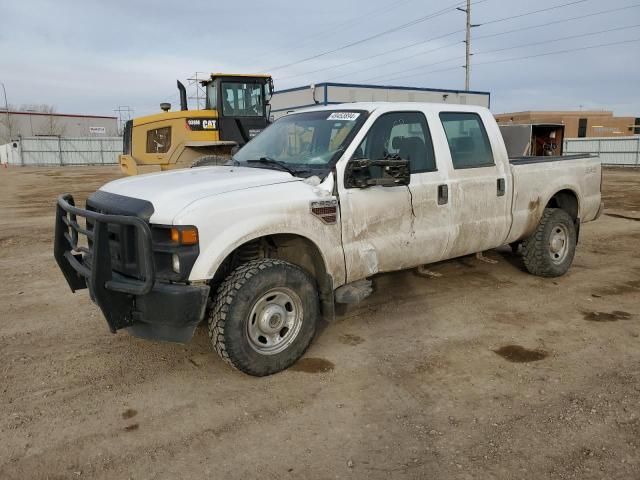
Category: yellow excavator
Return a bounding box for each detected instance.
[119,73,274,176]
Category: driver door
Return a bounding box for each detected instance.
[338,113,417,282]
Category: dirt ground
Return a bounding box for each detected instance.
[1,166,639,480]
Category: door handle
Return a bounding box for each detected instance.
[497,178,506,197]
[437,184,448,205]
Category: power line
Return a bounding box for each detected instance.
[479,0,588,26]
[475,23,640,55]
[274,30,462,82]
[248,0,418,66]
[364,24,640,83]
[276,0,601,85]
[328,0,617,84]
[264,1,474,72]
[362,37,640,84]
[474,3,640,42]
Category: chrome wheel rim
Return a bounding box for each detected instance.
[549,223,570,264]
[246,287,304,355]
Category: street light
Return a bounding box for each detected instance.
[1,82,11,142]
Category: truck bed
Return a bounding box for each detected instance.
[505,153,602,246]
[509,153,594,165]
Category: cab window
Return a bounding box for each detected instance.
[439,112,494,169]
[221,82,264,117]
[354,112,436,173]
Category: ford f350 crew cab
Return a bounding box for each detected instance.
[55,102,603,376]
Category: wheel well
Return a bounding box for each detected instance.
[211,234,335,321]
[546,189,579,220]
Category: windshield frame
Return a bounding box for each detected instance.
[232,109,370,178]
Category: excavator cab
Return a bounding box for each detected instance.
[119,73,273,176]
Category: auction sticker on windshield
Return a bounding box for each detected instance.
[327,112,360,121]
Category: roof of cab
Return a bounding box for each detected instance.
[210,73,272,78]
[285,101,489,115]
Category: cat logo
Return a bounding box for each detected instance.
[186,118,218,131]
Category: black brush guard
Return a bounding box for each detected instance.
[54,193,155,333]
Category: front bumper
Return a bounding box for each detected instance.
[54,193,209,343]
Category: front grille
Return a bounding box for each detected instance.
[86,201,144,280]
[84,190,155,281]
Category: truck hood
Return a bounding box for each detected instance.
[100,166,302,223]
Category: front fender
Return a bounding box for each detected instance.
[173,185,346,287]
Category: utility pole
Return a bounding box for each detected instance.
[465,0,471,90]
[457,0,480,91]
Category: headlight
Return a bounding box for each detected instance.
[151,225,200,281]
[172,254,181,274]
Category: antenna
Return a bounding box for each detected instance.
[113,105,134,135]
[187,72,208,110]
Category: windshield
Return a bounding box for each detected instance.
[221,82,264,117]
[233,110,368,176]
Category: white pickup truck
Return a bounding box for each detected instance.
[55,102,603,376]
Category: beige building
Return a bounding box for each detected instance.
[495,110,640,138]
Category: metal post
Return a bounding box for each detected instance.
[58,137,63,166]
[637,137,640,166]
[100,139,105,165]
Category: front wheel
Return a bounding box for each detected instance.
[522,208,577,277]
[208,259,319,376]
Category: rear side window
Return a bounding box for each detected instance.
[440,112,494,169]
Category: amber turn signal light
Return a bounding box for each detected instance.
[170,227,198,245]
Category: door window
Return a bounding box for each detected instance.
[354,111,436,173]
[440,112,494,169]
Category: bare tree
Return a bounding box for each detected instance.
[38,104,66,137]
[17,104,66,136]
[0,103,18,144]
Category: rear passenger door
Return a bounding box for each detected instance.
[438,111,512,259]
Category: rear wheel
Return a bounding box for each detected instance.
[208,259,319,376]
[522,208,577,277]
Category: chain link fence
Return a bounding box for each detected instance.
[0,136,122,166]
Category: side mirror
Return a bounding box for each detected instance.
[345,157,410,188]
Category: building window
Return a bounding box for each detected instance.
[578,118,588,138]
[635,118,640,135]
[146,127,171,153]
[439,112,495,169]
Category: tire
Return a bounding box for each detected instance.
[522,208,577,277]
[208,259,319,376]
[191,155,231,168]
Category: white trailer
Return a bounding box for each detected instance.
[270,82,491,119]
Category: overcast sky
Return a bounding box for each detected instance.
[2,0,639,118]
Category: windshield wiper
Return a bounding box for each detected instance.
[246,157,308,176]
